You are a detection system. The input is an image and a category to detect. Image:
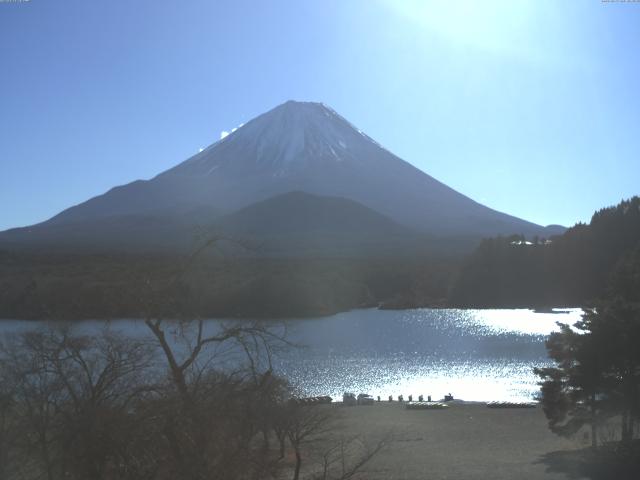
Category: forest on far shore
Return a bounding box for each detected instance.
[0,197,638,320]
[450,196,640,308]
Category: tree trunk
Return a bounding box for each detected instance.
[280,439,286,459]
[43,442,55,480]
[293,447,302,480]
[276,431,286,459]
[145,320,190,400]
[622,409,630,443]
[590,393,598,449]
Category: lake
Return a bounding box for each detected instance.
[0,308,582,402]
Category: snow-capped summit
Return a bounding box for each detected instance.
[168,100,382,177]
[10,100,562,241]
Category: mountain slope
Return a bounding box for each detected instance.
[0,192,425,255]
[213,191,425,256]
[1,100,563,252]
[217,191,413,236]
[0,207,221,253]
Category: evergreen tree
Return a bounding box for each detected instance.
[536,296,640,446]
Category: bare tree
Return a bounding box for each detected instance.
[278,402,390,480]
[140,312,290,479]
[0,238,389,480]
[284,404,335,480]
[312,434,389,480]
[0,327,156,480]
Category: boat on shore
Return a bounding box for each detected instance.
[487,401,537,409]
[406,402,449,410]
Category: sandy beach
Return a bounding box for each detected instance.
[324,401,585,480]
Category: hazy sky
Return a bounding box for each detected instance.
[1,0,638,230]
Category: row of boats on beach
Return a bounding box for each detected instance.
[290,393,537,410]
[342,392,452,406]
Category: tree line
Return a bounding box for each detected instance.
[450,197,640,308]
[534,215,640,465]
[0,251,457,320]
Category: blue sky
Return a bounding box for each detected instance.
[1,0,638,230]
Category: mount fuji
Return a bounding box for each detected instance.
[0,101,563,253]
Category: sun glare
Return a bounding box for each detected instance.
[381,0,535,55]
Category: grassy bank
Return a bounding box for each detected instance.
[321,401,586,480]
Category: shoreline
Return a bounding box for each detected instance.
[0,304,582,322]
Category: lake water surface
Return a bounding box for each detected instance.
[0,308,582,402]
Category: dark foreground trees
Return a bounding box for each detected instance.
[0,237,393,480]
[0,327,155,479]
[535,300,640,448]
[0,323,386,480]
[535,240,640,449]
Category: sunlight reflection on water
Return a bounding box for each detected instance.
[0,308,582,402]
[274,308,582,402]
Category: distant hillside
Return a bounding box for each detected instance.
[0,191,477,257]
[213,191,428,256]
[218,191,411,236]
[0,250,458,320]
[0,197,633,320]
[0,206,221,254]
[450,196,640,307]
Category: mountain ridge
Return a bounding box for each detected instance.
[1,100,564,252]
